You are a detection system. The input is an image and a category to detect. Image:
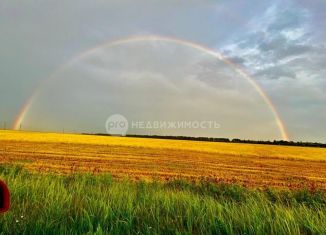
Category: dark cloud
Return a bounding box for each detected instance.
[258,36,288,52]
[275,44,312,59]
[226,56,246,65]
[254,65,296,80]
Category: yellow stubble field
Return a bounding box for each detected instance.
[1,130,326,189]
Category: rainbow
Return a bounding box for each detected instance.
[13,35,289,140]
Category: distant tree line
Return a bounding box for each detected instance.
[128,135,326,148]
[84,133,326,148]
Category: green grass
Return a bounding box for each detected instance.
[0,165,326,235]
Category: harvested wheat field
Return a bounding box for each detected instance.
[1,130,326,189]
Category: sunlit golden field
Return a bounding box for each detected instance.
[1,130,326,189]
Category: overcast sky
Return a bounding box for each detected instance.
[0,0,325,142]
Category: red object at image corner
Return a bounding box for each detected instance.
[0,180,10,213]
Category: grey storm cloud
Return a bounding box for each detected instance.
[220,1,326,142]
[222,2,323,80]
